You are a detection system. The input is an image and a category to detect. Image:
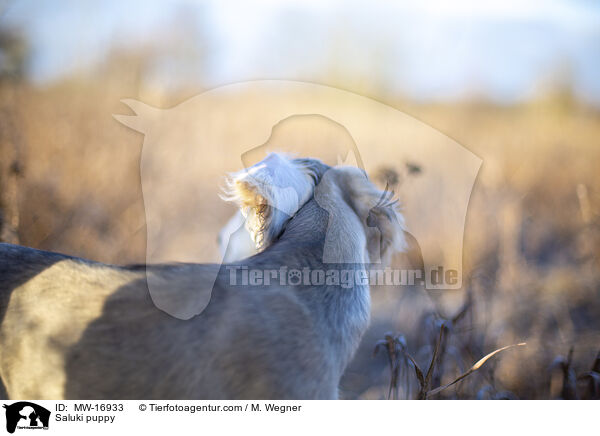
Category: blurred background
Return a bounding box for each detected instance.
[0,0,599,399]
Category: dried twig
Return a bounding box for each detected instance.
[404,323,445,399]
[374,333,409,399]
[427,342,526,397]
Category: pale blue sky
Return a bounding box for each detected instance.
[2,0,599,104]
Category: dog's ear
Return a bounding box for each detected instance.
[222,153,325,249]
[338,168,407,264]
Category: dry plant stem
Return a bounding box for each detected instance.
[423,324,444,399]
[373,334,402,400]
[426,342,527,398]
[404,324,445,400]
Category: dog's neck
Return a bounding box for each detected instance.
[252,197,371,377]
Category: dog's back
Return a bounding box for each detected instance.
[0,240,338,400]
[0,243,144,398]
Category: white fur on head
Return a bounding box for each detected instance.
[222,153,323,250]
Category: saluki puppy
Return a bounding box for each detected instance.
[0,154,405,399]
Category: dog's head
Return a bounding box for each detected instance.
[223,153,329,250]
[223,154,406,265]
[314,166,407,265]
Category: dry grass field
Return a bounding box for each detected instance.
[1,68,599,399]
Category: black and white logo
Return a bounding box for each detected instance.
[2,402,50,434]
